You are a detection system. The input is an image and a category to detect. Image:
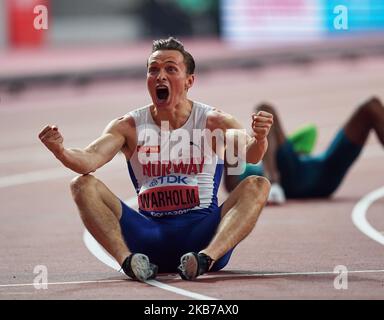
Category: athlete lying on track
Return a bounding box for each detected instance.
[224,97,384,204]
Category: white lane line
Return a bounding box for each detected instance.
[0,279,126,288]
[83,229,217,300]
[83,191,384,300]
[0,140,92,164]
[0,154,125,188]
[0,167,214,299]
[3,269,384,289]
[0,168,74,188]
[84,194,217,300]
[202,269,384,278]
[145,280,218,300]
[6,166,382,297]
[352,186,384,245]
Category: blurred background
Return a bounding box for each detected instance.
[1,1,384,300]
[2,0,384,47]
[1,0,384,92]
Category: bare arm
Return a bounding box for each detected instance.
[206,109,273,164]
[246,111,273,163]
[38,116,135,174]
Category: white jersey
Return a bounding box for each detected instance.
[127,101,223,217]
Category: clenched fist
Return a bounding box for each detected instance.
[38,125,64,156]
[251,111,273,141]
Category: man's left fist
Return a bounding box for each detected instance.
[251,111,273,141]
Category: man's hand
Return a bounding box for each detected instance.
[251,111,273,141]
[38,125,64,157]
[38,117,131,174]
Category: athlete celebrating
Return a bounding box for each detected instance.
[38,37,273,281]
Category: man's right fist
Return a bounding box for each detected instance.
[38,125,64,155]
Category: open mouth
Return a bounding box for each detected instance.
[156,86,169,101]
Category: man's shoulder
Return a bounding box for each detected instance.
[106,113,136,134]
[206,107,235,130]
[130,104,152,114]
[193,100,213,110]
[114,104,152,127]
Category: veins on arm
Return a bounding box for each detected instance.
[63,115,136,174]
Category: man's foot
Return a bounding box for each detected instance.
[121,253,158,282]
[177,252,213,280]
[268,183,286,205]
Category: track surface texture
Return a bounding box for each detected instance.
[1,55,383,300]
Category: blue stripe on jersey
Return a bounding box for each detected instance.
[127,161,139,194]
[208,162,224,210]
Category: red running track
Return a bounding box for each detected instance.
[0,57,383,299]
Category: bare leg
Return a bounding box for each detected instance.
[70,175,130,265]
[343,96,384,146]
[201,176,270,261]
[223,159,241,192]
[256,103,287,184]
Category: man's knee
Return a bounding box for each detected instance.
[70,174,97,200]
[360,96,383,115]
[240,175,271,198]
[368,96,382,107]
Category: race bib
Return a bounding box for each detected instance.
[138,175,200,213]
